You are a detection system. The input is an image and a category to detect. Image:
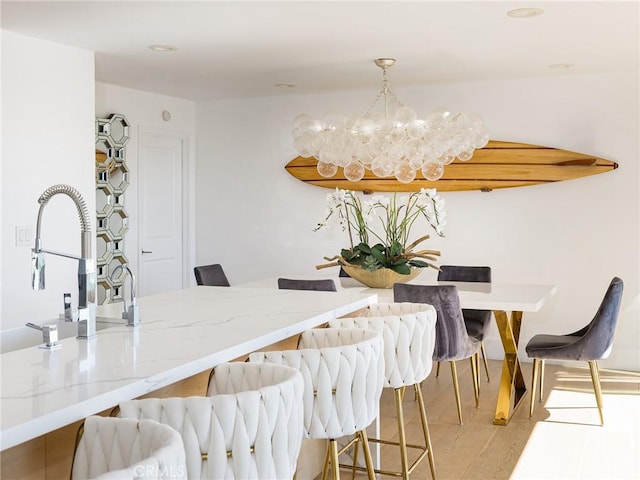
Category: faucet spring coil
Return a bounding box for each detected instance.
[37,184,91,232]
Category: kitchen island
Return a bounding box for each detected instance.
[0,286,376,477]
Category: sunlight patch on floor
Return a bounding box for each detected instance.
[511,387,640,479]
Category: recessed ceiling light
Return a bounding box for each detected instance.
[148,44,178,52]
[275,83,296,88]
[506,8,544,18]
[549,63,576,69]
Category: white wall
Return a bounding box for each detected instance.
[94,83,197,289]
[0,37,197,332]
[0,27,4,323]
[196,71,640,371]
[1,31,95,331]
[1,29,637,371]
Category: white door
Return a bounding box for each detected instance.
[139,131,184,296]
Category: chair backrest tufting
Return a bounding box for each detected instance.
[329,302,437,388]
[193,264,230,287]
[118,362,304,479]
[394,283,480,362]
[249,327,384,440]
[277,277,337,292]
[71,416,187,480]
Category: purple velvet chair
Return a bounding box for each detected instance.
[394,283,481,425]
[277,278,337,292]
[526,276,623,425]
[194,263,230,287]
[438,265,492,382]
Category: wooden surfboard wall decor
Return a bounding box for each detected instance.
[284,140,618,193]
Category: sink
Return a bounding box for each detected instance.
[0,317,123,354]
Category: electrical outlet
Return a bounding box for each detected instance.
[15,225,33,247]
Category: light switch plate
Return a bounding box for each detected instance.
[15,225,33,247]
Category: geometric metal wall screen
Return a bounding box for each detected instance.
[95,113,130,305]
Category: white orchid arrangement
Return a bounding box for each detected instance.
[315,188,446,274]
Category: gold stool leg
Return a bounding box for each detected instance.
[350,433,360,480]
[330,439,340,480]
[415,384,437,480]
[529,358,539,417]
[322,442,331,480]
[450,361,463,425]
[436,361,441,377]
[470,354,480,407]
[394,387,410,480]
[588,361,605,425]
[480,341,491,382]
[341,385,435,478]
[359,430,376,480]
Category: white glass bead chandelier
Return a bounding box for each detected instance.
[292,58,489,183]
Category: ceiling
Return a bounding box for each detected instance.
[2,1,638,101]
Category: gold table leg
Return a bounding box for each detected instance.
[493,310,527,425]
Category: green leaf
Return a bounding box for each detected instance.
[370,248,388,265]
[408,260,430,268]
[390,241,403,257]
[391,258,408,266]
[372,243,386,252]
[341,248,355,261]
[356,243,371,254]
[390,263,411,274]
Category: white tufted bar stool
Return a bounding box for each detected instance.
[249,327,384,480]
[331,303,438,480]
[116,362,305,479]
[71,415,187,479]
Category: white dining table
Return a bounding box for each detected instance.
[240,275,557,425]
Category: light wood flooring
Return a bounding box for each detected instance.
[334,359,640,480]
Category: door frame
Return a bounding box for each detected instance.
[137,126,195,294]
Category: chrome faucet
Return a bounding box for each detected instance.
[25,322,61,350]
[31,184,97,339]
[110,264,140,327]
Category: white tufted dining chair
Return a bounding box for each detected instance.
[116,362,305,479]
[249,327,384,480]
[71,416,187,479]
[331,303,438,480]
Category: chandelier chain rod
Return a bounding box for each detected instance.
[362,70,406,118]
[382,67,389,117]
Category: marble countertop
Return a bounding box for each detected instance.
[0,286,377,451]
